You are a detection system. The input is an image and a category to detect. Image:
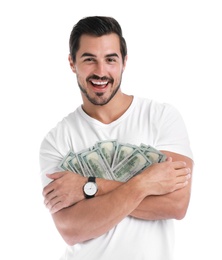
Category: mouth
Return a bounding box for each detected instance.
[89,79,110,92]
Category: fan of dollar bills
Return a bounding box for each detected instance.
[59,140,167,182]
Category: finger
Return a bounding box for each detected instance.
[173,180,189,191]
[172,161,187,169]
[175,173,191,189]
[169,174,190,193]
[50,195,69,214]
[176,167,191,177]
[177,173,191,184]
[166,156,172,162]
[46,171,66,180]
[42,182,56,197]
[46,196,61,211]
[50,201,64,214]
[44,190,57,206]
[43,172,66,196]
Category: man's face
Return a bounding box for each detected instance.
[70,33,126,106]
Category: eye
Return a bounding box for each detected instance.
[107,57,116,63]
[84,58,95,62]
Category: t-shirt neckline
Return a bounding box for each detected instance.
[77,96,137,127]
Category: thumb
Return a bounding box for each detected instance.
[166,156,173,162]
[46,171,66,180]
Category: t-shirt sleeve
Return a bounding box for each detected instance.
[39,121,70,188]
[153,103,193,159]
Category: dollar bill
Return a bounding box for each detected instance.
[67,153,85,176]
[59,150,75,171]
[59,141,167,182]
[140,144,167,163]
[112,149,152,182]
[112,143,137,168]
[75,148,93,177]
[81,148,114,180]
[95,140,118,167]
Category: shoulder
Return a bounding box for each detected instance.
[48,108,80,135]
[134,96,180,118]
[40,108,80,149]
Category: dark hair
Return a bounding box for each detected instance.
[69,16,127,63]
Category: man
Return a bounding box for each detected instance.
[40,16,193,260]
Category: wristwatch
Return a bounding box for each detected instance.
[83,176,98,199]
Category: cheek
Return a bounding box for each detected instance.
[76,66,92,79]
[114,69,124,82]
[76,73,90,88]
[75,67,85,79]
[113,66,124,77]
[76,73,84,83]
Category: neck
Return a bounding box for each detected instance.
[81,93,133,124]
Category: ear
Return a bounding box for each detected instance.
[68,54,76,73]
[122,55,128,71]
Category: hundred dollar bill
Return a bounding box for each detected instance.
[112,149,152,182]
[67,153,85,176]
[59,141,167,180]
[112,143,137,168]
[81,148,114,180]
[95,140,118,167]
[140,144,167,163]
[59,150,75,172]
[75,148,93,177]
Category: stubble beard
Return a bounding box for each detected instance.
[77,77,122,106]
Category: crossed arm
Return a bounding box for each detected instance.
[42,151,193,246]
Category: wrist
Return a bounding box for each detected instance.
[128,173,153,198]
[95,178,123,196]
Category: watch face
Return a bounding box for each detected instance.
[84,182,97,196]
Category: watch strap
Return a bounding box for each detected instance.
[88,176,96,183]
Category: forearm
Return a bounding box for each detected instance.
[129,150,193,221]
[52,176,148,246]
[45,156,192,245]
[130,184,191,220]
[97,176,191,220]
[97,151,193,221]
[52,178,190,246]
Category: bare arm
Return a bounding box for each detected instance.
[51,176,149,245]
[130,151,193,220]
[43,152,192,245]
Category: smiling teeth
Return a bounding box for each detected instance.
[91,81,108,85]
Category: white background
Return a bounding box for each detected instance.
[0,0,221,259]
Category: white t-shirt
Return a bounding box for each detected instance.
[39,96,193,260]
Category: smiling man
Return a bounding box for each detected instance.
[39,16,193,260]
[69,34,124,107]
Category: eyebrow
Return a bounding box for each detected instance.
[81,53,119,58]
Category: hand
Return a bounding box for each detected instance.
[140,157,191,196]
[42,171,87,214]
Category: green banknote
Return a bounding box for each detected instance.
[59,150,75,172]
[95,140,118,167]
[112,143,137,168]
[59,141,167,182]
[112,149,152,182]
[81,148,114,180]
[67,154,85,176]
[140,144,167,163]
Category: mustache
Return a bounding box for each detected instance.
[87,75,114,83]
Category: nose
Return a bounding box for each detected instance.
[94,61,106,77]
